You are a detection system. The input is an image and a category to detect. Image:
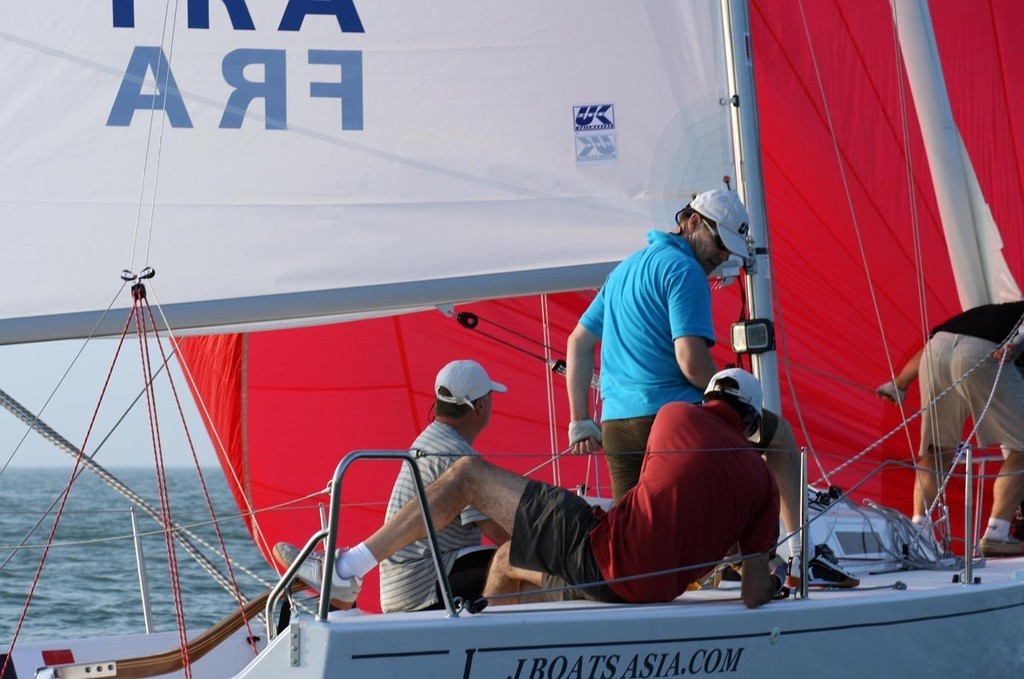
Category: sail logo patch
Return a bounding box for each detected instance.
[573,104,615,131]
[576,135,617,163]
[573,103,617,164]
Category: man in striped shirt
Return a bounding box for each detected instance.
[379,360,511,611]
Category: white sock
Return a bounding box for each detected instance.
[335,542,378,579]
[984,518,1011,542]
[912,514,929,526]
[787,534,803,561]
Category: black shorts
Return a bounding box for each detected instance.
[509,481,622,603]
[421,547,496,611]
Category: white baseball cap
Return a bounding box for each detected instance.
[703,367,763,418]
[689,189,751,258]
[435,360,507,408]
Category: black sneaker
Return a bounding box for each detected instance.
[785,544,860,588]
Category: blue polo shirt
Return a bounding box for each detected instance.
[580,230,715,419]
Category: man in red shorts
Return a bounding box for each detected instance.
[275,368,781,609]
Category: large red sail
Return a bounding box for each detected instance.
[181,0,1024,612]
[180,294,601,611]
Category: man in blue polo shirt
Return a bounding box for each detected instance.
[565,188,858,589]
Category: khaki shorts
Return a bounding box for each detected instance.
[919,332,1024,454]
[602,408,780,501]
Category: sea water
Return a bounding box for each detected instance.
[0,467,275,644]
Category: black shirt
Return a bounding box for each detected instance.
[931,301,1024,367]
[931,301,1024,343]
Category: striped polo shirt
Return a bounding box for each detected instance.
[379,421,488,612]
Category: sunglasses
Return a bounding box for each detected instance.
[701,217,727,252]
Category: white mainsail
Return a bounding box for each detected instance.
[0,0,739,344]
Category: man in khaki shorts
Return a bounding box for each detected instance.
[877,301,1024,556]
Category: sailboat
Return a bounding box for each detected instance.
[2,0,1024,676]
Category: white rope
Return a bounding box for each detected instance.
[128,0,183,272]
[886,0,932,466]
[147,285,278,565]
[820,331,1019,485]
[795,0,895,389]
[540,294,561,487]
[0,283,130,478]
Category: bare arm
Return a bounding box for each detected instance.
[739,553,774,609]
[566,324,601,454]
[673,335,718,392]
[876,347,922,403]
[475,518,510,545]
[893,347,923,390]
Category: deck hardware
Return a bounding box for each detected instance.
[52,662,117,678]
[290,624,300,666]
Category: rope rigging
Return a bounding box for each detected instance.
[1,271,269,678]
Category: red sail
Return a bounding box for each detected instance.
[181,0,1024,612]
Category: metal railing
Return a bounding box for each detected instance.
[266,450,459,639]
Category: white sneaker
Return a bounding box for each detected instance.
[273,542,362,609]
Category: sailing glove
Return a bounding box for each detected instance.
[875,380,907,404]
[569,419,602,447]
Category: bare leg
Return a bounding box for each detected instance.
[482,542,545,605]
[915,447,953,518]
[364,456,530,563]
[989,450,1024,522]
[763,417,800,539]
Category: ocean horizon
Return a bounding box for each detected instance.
[0,466,276,645]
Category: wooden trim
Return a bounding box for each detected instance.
[70,581,304,679]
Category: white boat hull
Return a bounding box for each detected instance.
[235,560,1024,678]
[2,625,265,679]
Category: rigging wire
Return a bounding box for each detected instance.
[455,311,568,371]
[152,288,276,564]
[2,310,137,678]
[540,295,562,487]
[887,0,941,532]
[0,283,283,677]
[452,302,606,494]
[141,289,258,658]
[814,330,1018,486]
[792,0,957,492]
[0,362,274,591]
[0,387,273,592]
[919,315,1024,523]
[131,282,192,676]
[0,282,129,480]
[129,0,184,272]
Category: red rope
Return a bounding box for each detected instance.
[1,313,135,679]
[133,294,192,678]
[145,299,257,656]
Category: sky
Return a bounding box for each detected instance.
[0,338,217,469]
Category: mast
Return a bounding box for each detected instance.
[893,0,1021,307]
[721,0,781,411]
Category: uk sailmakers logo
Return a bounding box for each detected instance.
[574,103,617,163]
[574,104,614,131]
